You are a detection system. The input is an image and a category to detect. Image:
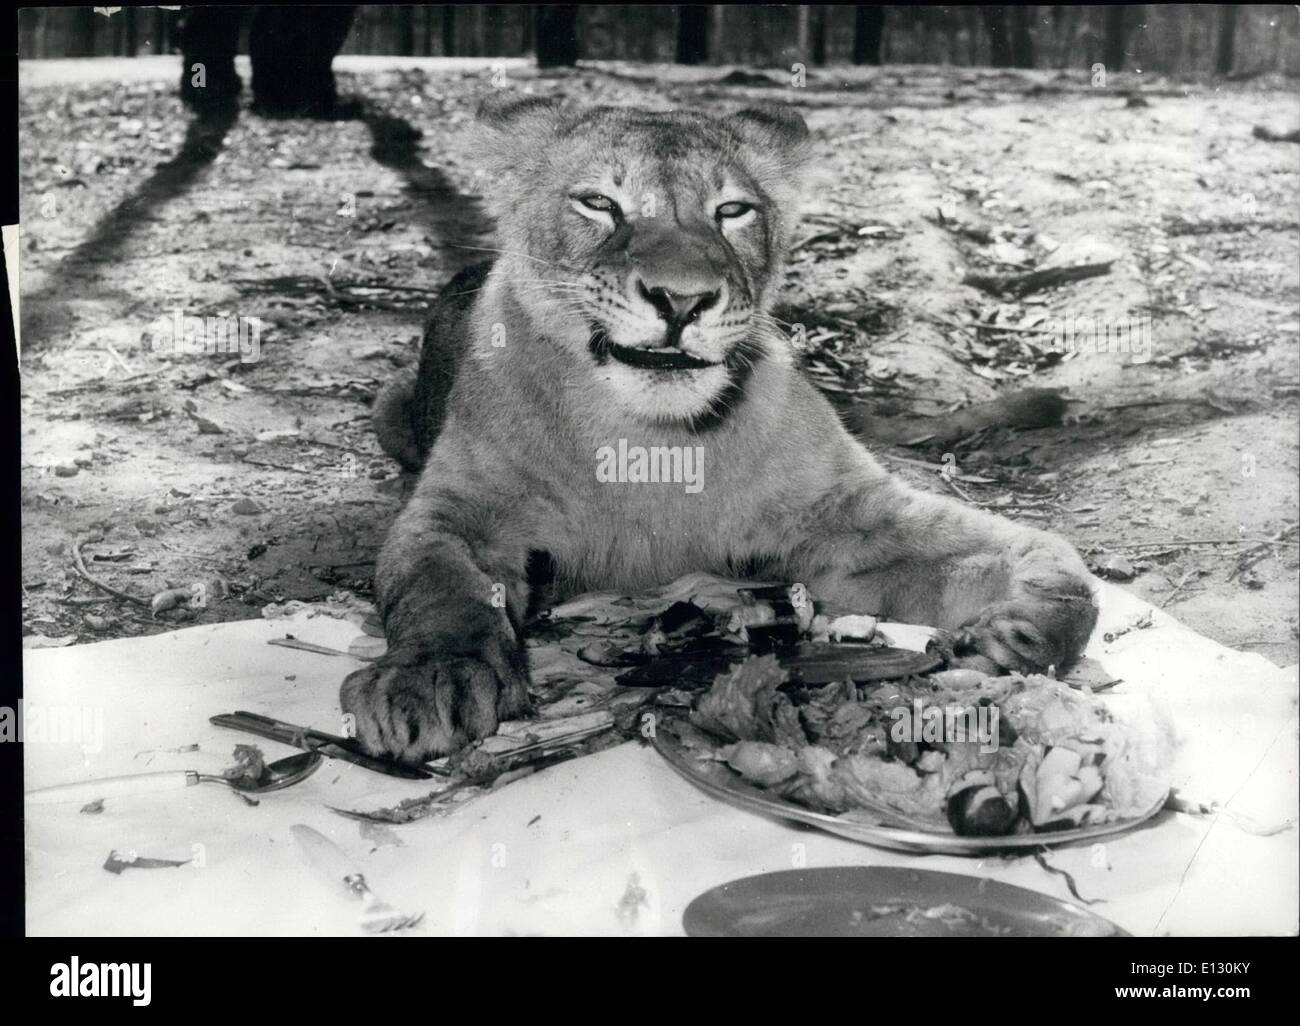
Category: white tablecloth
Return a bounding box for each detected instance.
[23,583,1298,936]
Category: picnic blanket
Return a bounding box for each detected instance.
[22,575,1298,936]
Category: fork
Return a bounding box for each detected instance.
[344,872,426,933]
[291,824,424,933]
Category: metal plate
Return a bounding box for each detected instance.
[683,867,1130,936]
[654,722,1169,856]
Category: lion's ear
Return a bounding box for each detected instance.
[731,105,813,185]
[733,106,810,149]
[472,94,565,178]
[475,94,564,131]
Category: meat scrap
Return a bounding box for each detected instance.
[683,655,1171,838]
[690,654,805,748]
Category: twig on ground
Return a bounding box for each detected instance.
[1227,524,1300,581]
[71,538,150,608]
[291,435,370,455]
[922,315,1053,335]
[962,261,1115,297]
[875,452,1002,484]
[1103,398,1239,415]
[104,343,135,376]
[1159,568,1200,609]
[790,230,843,253]
[1115,533,1299,551]
[242,455,315,475]
[941,474,995,507]
[45,372,154,396]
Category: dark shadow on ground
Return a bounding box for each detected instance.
[20,102,241,351]
[350,99,493,270]
[64,102,240,270]
[21,96,494,353]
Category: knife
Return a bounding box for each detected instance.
[615,643,942,688]
[210,711,432,780]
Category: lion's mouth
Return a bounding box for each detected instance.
[590,329,720,372]
[608,342,718,371]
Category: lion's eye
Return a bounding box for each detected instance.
[716,201,755,221]
[576,194,621,217]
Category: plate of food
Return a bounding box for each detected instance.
[652,654,1171,855]
[683,867,1130,936]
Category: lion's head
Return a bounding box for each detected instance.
[474,97,812,424]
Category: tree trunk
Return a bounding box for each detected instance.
[710,5,727,64]
[484,5,504,56]
[396,5,415,56]
[965,6,982,64]
[1215,5,1238,76]
[358,7,373,53]
[1010,5,1035,68]
[441,6,455,57]
[1268,6,1283,71]
[1184,4,1200,72]
[811,6,828,65]
[468,5,485,56]
[1103,5,1127,71]
[69,7,97,57]
[123,7,138,57]
[981,6,1013,67]
[941,9,959,64]
[520,5,535,56]
[32,8,48,58]
[852,6,885,65]
[537,6,579,67]
[632,7,657,62]
[1051,4,1073,66]
[675,5,710,65]
[420,6,432,55]
[795,5,811,59]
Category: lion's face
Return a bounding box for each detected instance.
[477,100,811,424]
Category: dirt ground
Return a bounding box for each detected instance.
[17,58,1300,667]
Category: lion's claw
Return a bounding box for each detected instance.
[955,591,1096,675]
[341,650,529,763]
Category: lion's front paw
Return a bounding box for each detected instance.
[953,590,1097,675]
[340,650,530,764]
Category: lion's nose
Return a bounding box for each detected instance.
[635,279,721,328]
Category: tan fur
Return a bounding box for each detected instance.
[342,99,1098,762]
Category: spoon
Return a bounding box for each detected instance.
[25,751,323,805]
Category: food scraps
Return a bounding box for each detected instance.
[103,850,192,874]
[682,654,1169,837]
[221,744,266,787]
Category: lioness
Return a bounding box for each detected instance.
[344,97,1098,762]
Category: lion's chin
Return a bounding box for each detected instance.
[594,361,734,422]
